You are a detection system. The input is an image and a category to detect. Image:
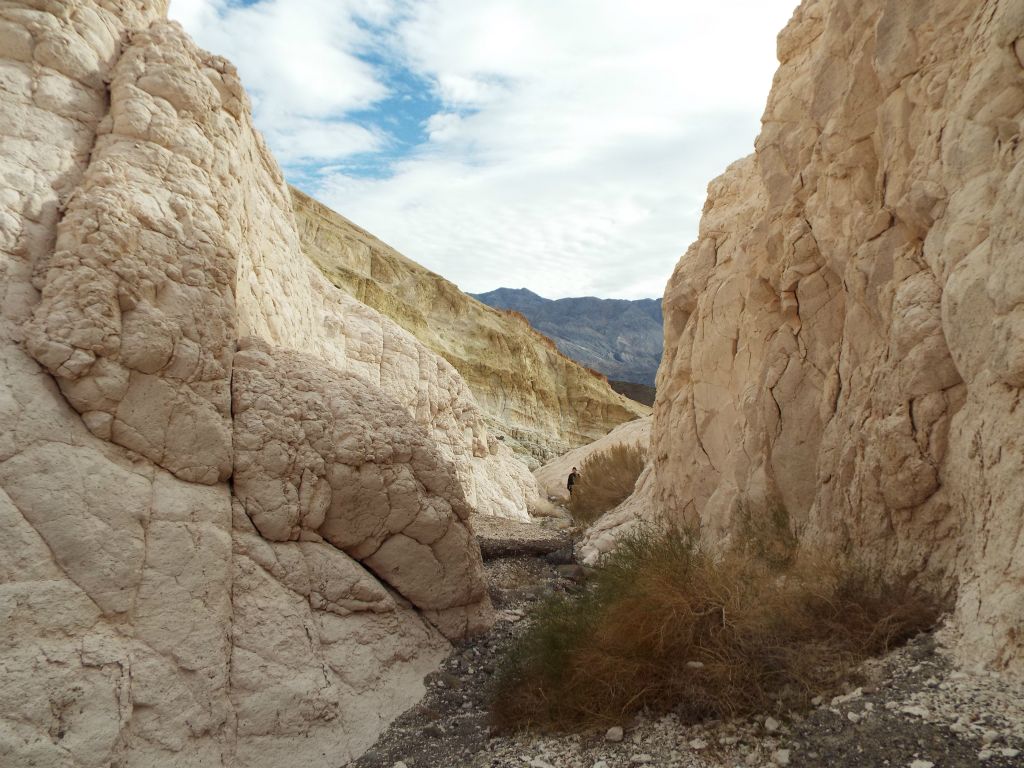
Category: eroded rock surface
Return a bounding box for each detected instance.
[232,339,493,639]
[596,0,1024,672]
[0,3,520,765]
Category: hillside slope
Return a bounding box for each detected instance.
[292,189,649,467]
[472,287,663,387]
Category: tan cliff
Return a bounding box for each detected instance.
[0,3,538,765]
[292,189,649,467]
[583,0,1024,674]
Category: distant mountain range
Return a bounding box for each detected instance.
[471,288,663,387]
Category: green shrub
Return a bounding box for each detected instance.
[568,443,646,525]
[490,529,940,731]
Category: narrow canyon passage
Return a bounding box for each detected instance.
[353,512,1024,768]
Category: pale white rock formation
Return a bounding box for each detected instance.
[0,3,516,765]
[591,0,1024,672]
[232,339,493,639]
[534,415,651,502]
[24,10,238,485]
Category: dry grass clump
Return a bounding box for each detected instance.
[490,529,940,732]
[568,444,647,525]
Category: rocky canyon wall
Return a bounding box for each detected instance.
[292,189,650,468]
[0,2,533,765]
[605,0,1024,673]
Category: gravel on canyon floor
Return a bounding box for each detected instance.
[353,518,1024,768]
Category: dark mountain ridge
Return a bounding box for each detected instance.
[471,287,663,387]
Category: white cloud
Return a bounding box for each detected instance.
[264,118,383,164]
[168,0,392,149]
[171,0,800,300]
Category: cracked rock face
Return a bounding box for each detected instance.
[232,339,493,639]
[595,0,1024,673]
[1,2,520,765]
[24,15,239,486]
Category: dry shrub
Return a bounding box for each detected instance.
[569,444,646,525]
[491,529,940,732]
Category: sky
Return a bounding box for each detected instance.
[169,0,799,300]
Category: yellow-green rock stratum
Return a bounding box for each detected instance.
[292,189,649,468]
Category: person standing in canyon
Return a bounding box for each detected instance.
[567,466,581,496]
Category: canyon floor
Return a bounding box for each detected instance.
[353,513,1024,768]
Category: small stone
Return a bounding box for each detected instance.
[630,755,654,764]
[772,749,791,766]
[981,729,1002,745]
[440,671,462,689]
[811,696,823,706]
[901,705,930,719]
[847,712,861,723]
[393,763,408,768]
[1001,748,1021,758]
[530,759,555,768]
[978,751,995,761]
[764,716,781,733]
[909,761,934,768]
[593,762,609,768]
[689,738,709,750]
[832,687,863,706]
[686,661,705,669]
[605,726,624,743]
[556,564,586,580]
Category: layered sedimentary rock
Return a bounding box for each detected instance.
[592,0,1024,672]
[293,189,649,467]
[0,4,526,765]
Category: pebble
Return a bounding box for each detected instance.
[688,738,708,750]
[764,716,781,733]
[771,748,791,765]
[847,712,861,723]
[686,661,705,669]
[909,761,934,768]
[605,726,624,743]
[529,759,555,768]
[629,754,653,763]
[832,688,863,706]
[1003,747,1021,757]
[592,762,608,768]
[392,763,407,768]
[901,705,930,718]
